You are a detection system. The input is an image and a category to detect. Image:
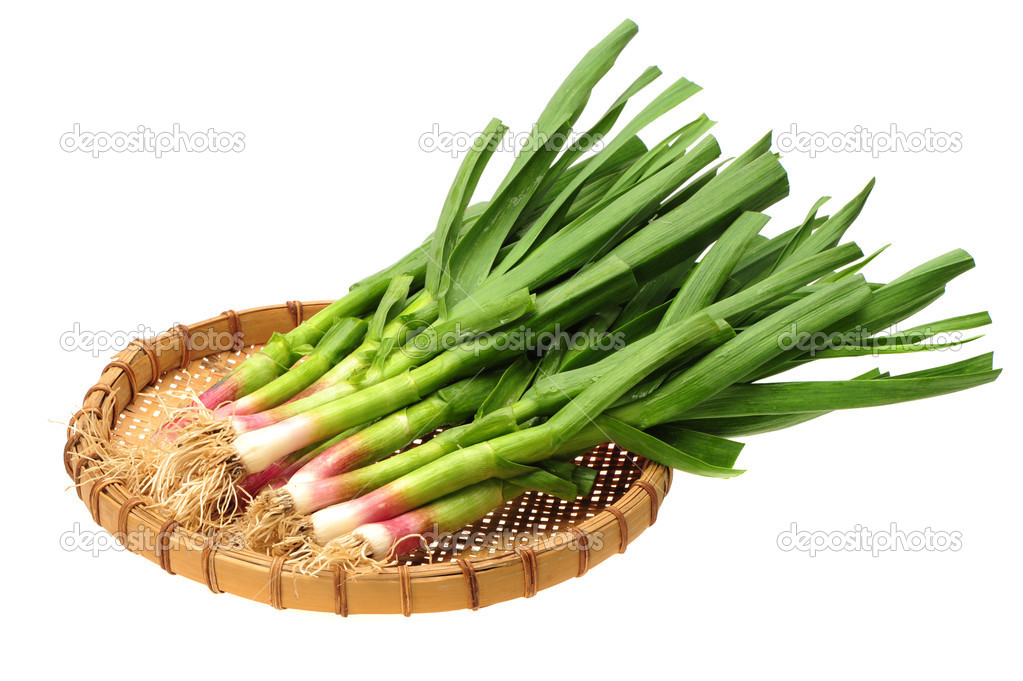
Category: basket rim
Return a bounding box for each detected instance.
[65,300,672,615]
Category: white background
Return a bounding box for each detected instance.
[2,2,1019,679]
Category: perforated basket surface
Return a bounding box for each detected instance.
[64,300,672,614]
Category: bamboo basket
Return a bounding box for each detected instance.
[64,300,672,615]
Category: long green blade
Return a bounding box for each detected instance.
[495,76,705,275]
[443,20,640,312]
[596,416,744,478]
[427,118,509,300]
[678,364,1001,419]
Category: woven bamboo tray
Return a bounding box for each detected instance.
[64,300,672,615]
